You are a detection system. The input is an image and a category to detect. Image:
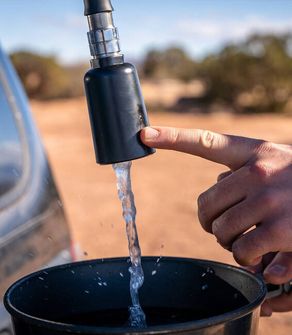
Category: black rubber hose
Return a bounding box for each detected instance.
[84,0,113,16]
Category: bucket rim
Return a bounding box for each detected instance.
[4,256,266,334]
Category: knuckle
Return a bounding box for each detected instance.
[212,218,230,246]
[169,128,180,145]
[198,130,217,150]
[197,192,209,212]
[249,161,273,181]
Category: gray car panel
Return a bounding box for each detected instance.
[0,47,73,332]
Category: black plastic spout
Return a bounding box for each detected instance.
[84,64,155,165]
[83,0,155,165]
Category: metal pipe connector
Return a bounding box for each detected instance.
[86,5,123,68]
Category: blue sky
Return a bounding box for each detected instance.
[1,0,292,64]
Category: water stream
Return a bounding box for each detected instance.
[113,161,146,328]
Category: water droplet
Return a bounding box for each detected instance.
[98,282,102,286]
[151,270,157,276]
[206,267,214,275]
[103,282,107,286]
[89,265,93,269]
[202,284,208,291]
[120,272,124,277]
[43,271,48,275]
[84,290,90,294]
[96,271,99,275]
[156,256,162,263]
[38,277,44,281]
[71,270,75,274]
[44,285,49,289]
[201,272,207,278]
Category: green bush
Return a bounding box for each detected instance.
[142,34,292,113]
[10,51,71,100]
[142,46,197,82]
[198,34,292,113]
[10,51,87,100]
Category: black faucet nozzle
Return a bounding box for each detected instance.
[83,0,155,165]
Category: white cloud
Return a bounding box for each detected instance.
[177,15,292,44]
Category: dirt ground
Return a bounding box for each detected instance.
[31,98,292,335]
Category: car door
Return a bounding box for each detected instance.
[0,46,72,333]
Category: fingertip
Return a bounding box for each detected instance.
[140,127,160,145]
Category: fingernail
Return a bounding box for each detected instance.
[143,127,160,141]
[265,264,287,277]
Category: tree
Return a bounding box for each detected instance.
[10,51,70,100]
[142,46,197,82]
[197,34,292,112]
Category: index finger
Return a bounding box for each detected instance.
[141,126,264,170]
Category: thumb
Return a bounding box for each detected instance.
[264,252,292,285]
[141,126,264,170]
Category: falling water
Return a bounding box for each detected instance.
[113,161,146,328]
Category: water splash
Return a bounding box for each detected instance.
[113,161,146,328]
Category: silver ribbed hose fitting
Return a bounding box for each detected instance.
[87,12,124,68]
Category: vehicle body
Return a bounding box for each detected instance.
[0,46,74,333]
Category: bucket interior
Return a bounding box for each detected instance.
[5,257,265,329]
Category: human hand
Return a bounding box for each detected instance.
[247,252,292,316]
[140,127,292,267]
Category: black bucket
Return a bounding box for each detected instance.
[4,257,266,335]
